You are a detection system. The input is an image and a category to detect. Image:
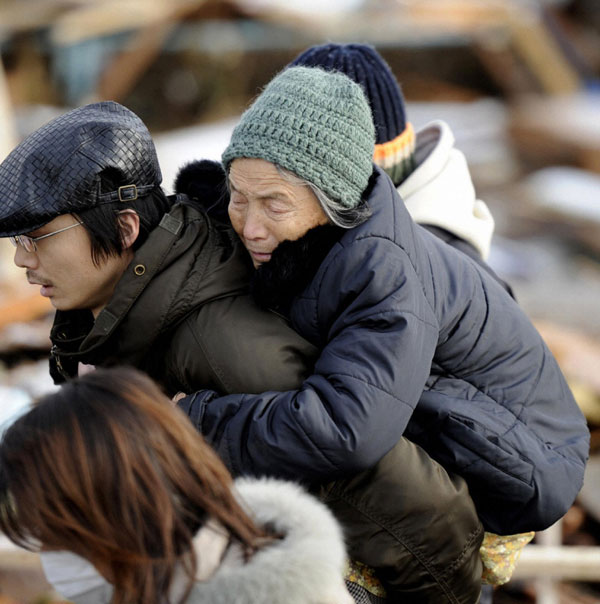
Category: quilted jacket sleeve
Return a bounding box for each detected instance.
[178,236,439,481]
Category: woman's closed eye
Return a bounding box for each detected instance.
[267,204,291,215]
[265,197,295,216]
[229,192,247,207]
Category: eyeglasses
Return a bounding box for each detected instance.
[9,222,84,253]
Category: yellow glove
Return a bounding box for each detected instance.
[480,531,535,585]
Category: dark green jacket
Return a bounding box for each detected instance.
[49,200,316,395]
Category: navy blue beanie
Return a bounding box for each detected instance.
[290,43,406,145]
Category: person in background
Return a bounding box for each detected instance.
[289,42,511,293]
[0,367,353,604]
[287,43,518,603]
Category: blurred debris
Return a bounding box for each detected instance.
[0,59,17,161]
[4,359,59,399]
[513,545,600,581]
[0,385,31,436]
[0,295,52,332]
[523,166,600,221]
[0,359,56,437]
[0,0,594,115]
[515,166,600,255]
[486,235,600,334]
[408,98,519,187]
[0,320,52,357]
[154,117,235,190]
[510,92,600,173]
[77,1,210,103]
[0,534,63,604]
[535,320,600,425]
[578,457,600,524]
[0,0,78,34]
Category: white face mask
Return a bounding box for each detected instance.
[40,551,112,600]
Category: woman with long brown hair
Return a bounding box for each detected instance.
[0,367,352,604]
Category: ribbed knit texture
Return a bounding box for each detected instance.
[290,43,416,186]
[290,43,406,145]
[374,124,416,186]
[222,66,375,210]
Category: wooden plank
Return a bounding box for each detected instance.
[512,546,600,580]
[93,1,207,102]
[0,540,63,603]
[507,13,581,94]
[96,19,179,102]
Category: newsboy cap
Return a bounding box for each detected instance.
[0,101,162,237]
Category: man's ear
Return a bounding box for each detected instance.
[117,210,140,250]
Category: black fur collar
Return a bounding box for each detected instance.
[252,224,344,315]
[174,160,368,314]
[174,159,230,223]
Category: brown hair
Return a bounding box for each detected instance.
[0,367,265,603]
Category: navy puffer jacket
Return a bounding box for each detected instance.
[184,167,589,534]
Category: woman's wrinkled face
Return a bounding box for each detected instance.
[228,158,328,268]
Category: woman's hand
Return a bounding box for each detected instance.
[172,392,187,406]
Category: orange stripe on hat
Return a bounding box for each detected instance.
[373,123,415,169]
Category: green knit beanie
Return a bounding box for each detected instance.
[222,66,375,209]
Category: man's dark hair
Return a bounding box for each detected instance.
[77,168,172,266]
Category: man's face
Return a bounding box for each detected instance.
[228,158,328,268]
[13,214,133,318]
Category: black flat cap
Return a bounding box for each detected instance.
[0,101,162,237]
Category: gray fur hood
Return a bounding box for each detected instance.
[185,477,353,603]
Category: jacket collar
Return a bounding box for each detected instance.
[250,170,383,315]
[50,198,252,379]
[174,159,229,223]
[50,200,188,369]
[251,224,344,315]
